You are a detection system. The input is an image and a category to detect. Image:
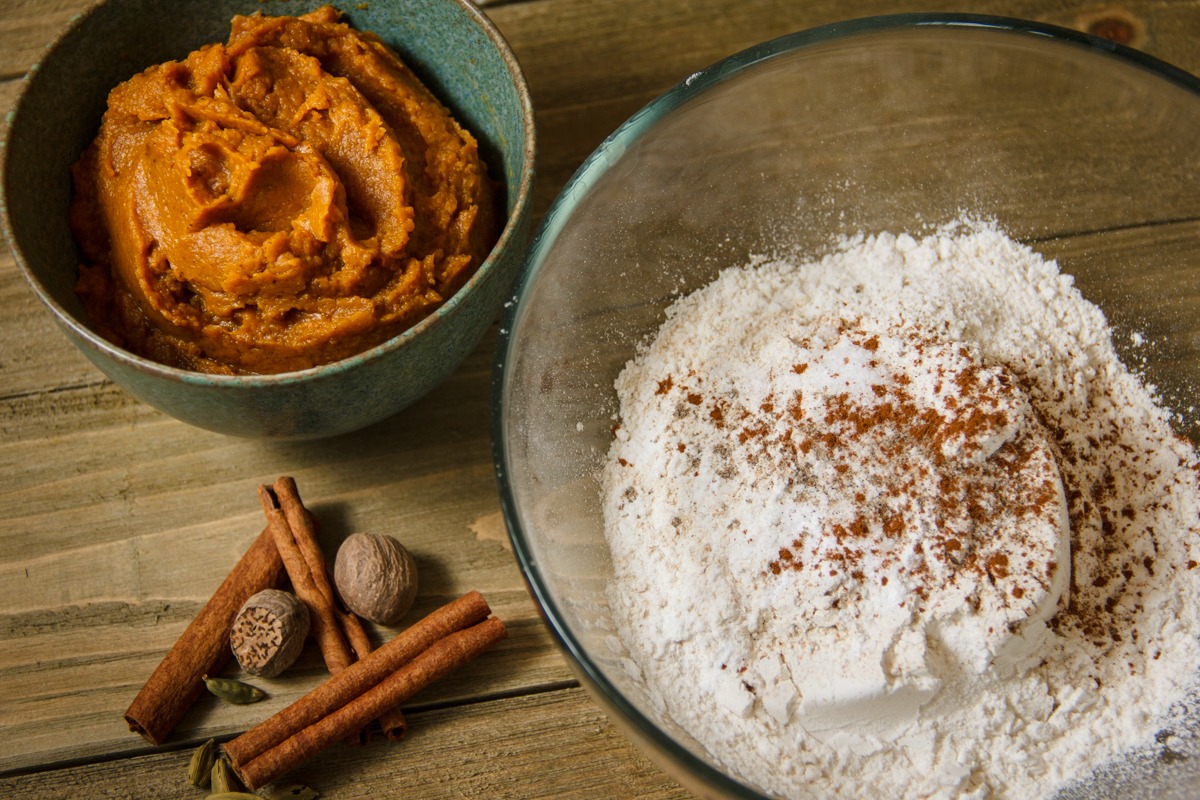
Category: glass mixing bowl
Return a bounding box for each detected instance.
[493,14,1200,799]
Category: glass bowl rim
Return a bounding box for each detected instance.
[491,13,1200,798]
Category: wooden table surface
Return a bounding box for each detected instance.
[2,1,1198,798]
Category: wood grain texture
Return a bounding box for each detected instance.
[0,688,686,799]
[490,0,1200,215]
[1,0,1198,797]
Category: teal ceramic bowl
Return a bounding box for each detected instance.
[2,0,535,439]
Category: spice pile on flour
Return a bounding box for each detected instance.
[601,221,1200,799]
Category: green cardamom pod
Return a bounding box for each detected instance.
[210,756,240,794]
[202,674,267,704]
[263,786,320,800]
[187,738,216,787]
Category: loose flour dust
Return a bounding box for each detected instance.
[601,221,1200,799]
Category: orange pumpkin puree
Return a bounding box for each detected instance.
[69,6,499,374]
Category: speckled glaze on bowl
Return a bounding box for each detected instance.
[494,14,1200,800]
[1,0,535,439]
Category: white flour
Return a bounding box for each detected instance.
[601,222,1200,799]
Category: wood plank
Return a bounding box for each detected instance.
[0,250,104,402]
[0,587,568,773]
[0,320,577,773]
[0,687,692,799]
[4,0,1200,92]
[1,326,501,558]
[0,0,82,79]
[487,0,1200,217]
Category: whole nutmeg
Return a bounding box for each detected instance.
[230,589,310,678]
[333,533,418,626]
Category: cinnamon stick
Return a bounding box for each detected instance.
[271,479,378,664]
[224,590,492,771]
[233,615,507,790]
[261,477,407,738]
[259,483,355,675]
[124,527,285,745]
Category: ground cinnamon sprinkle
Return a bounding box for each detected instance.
[667,324,1068,624]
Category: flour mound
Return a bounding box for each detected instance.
[602,222,1200,799]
